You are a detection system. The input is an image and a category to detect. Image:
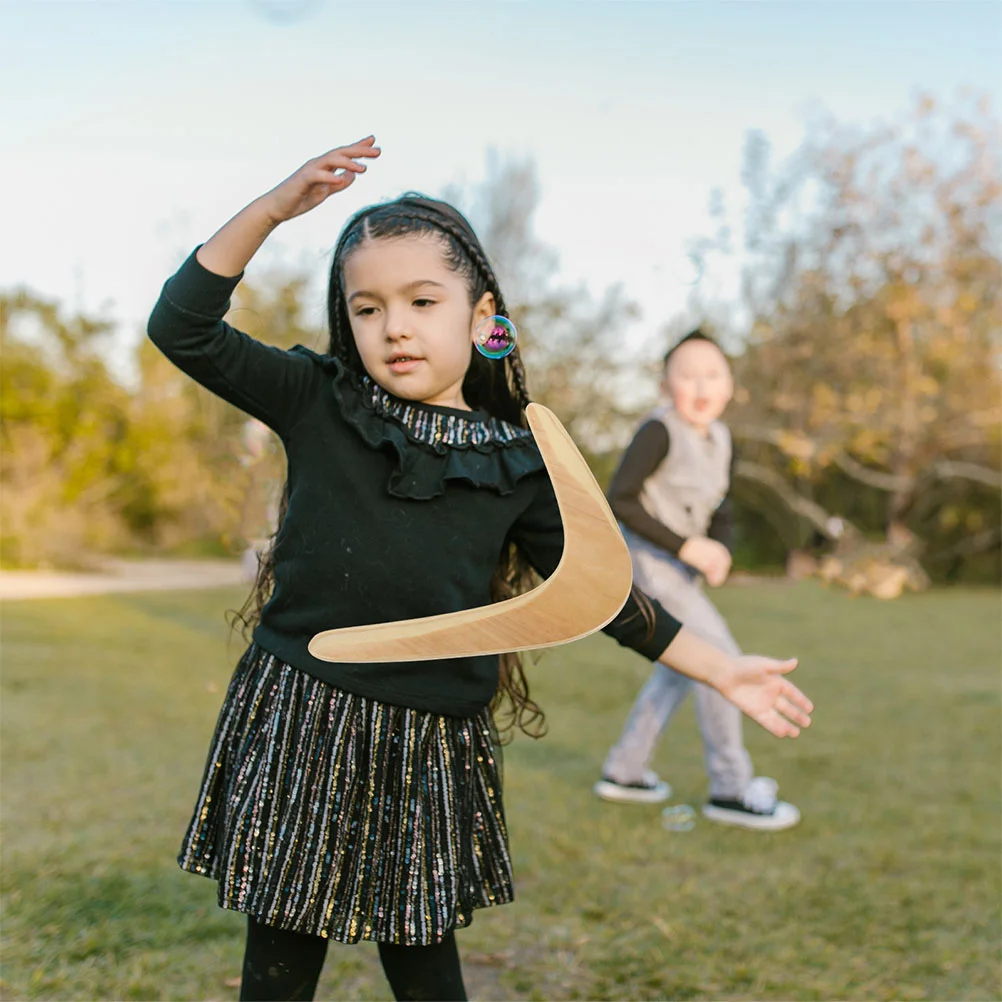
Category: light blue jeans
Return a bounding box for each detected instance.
[602,528,754,800]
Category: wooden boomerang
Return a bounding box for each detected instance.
[308,403,634,663]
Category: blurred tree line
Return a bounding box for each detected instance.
[705,93,1001,582]
[2,95,998,582]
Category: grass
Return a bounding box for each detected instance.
[2,582,999,1001]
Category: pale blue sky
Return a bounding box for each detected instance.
[2,0,999,366]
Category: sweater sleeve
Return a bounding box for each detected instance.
[147,249,325,437]
[509,474,682,661]
[707,440,738,552]
[606,420,688,556]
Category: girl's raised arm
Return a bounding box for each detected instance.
[147,139,381,436]
[197,137,381,277]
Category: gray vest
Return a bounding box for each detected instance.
[637,406,732,539]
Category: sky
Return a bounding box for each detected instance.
[2,0,1000,375]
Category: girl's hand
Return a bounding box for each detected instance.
[718,656,813,738]
[195,138,380,278]
[261,137,381,223]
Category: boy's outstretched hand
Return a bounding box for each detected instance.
[719,656,813,738]
[262,137,382,223]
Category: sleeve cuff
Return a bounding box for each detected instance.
[163,246,244,318]
[636,598,683,661]
[665,534,688,557]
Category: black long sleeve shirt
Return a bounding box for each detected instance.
[147,252,682,717]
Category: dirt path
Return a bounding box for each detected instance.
[0,560,787,603]
[0,558,247,601]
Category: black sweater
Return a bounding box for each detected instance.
[148,251,682,717]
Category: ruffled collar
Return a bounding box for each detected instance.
[306,349,544,500]
[355,368,534,452]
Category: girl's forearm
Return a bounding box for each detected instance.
[657,627,734,691]
[196,197,281,278]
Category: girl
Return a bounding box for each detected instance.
[148,136,812,1002]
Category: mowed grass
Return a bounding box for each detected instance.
[1,583,999,1001]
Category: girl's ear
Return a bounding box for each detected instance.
[470,291,497,333]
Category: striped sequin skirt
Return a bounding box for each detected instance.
[178,643,513,945]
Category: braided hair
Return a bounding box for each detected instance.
[235,194,545,740]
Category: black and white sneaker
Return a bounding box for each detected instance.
[702,777,800,831]
[593,770,672,804]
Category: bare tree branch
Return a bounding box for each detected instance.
[930,461,1002,490]
[735,459,859,540]
[735,426,1002,491]
[829,453,909,491]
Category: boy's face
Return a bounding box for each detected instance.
[662,340,733,428]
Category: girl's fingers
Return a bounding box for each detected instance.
[344,134,377,150]
[759,709,800,739]
[320,171,357,195]
[780,678,814,714]
[765,657,799,675]
[325,138,381,160]
[776,694,812,728]
[317,156,368,178]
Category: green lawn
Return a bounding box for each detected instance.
[2,583,999,1001]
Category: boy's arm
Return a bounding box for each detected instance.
[607,421,688,555]
[706,442,739,552]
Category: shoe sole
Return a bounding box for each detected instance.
[593,780,672,804]
[701,802,801,831]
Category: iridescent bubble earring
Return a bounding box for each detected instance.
[473,316,518,359]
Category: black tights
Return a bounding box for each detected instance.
[239,916,468,1001]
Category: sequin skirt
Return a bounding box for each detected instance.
[178,643,513,945]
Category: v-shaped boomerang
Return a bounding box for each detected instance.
[308,403,634,663]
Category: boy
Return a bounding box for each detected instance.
[594,331,800,830]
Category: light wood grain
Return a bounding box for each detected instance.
[308,403,634,663]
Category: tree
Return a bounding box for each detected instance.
[0,291,133,566]
[697,93,1002,581]
[0,274,321,567]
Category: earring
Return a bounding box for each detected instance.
[473,316,518,359]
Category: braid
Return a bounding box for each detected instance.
[507,350,532,412]
[426,209,533,426]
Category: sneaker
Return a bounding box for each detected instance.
[701,777,800,831]
[593,770,672,804]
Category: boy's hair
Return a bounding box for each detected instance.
[662,328,725,371]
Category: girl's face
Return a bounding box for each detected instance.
[342,234,495,410]
[662,340,733,429]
